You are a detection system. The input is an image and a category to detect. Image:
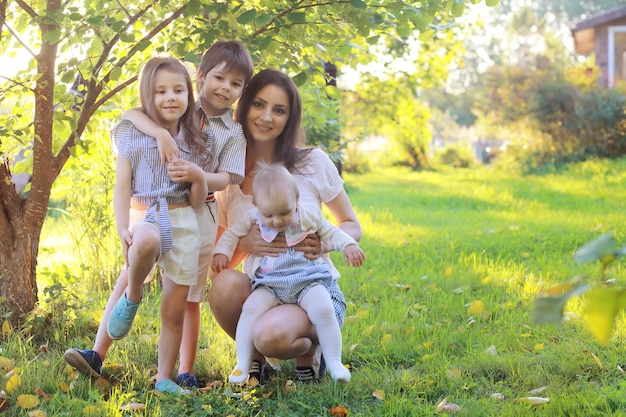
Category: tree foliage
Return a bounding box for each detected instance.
[0,0,491,321]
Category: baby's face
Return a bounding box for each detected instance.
[255,188,297,232]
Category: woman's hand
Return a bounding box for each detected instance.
[239,224,288,257]
[295,233,323,260]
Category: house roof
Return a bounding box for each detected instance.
[571,5,626,54]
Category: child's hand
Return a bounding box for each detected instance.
[167,159,203,183]
[155,131,180,165]
[118,228,132,267]
[211,254,230,273]
[344,244,365,267]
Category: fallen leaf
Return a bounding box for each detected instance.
[59,381,70,393]
[372,389,385,400]
[0,356,14,372]
[34,388,51,401]
[329,405,349,417]
[284,380,297,392]
[5,373,21,394]
[467,300,484,316]
[583,350,604,369]
[17,394,40,409]
[28,411,46,417]
[484,345,497,356]
[491,393,505,400]
[2,320,11,337]
[446,369,462,379]
[516,397,550,404]
[119,403,146,412]
[82,405,102,416]
[528,386,547,395]
[435,397,461,414]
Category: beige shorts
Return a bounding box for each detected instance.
[186,201,218,303]
[129,206,200,287]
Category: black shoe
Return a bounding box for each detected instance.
[64,348,102,378]
[176,372,199,389]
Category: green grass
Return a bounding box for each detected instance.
[6,158,626,416]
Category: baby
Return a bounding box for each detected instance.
[211,162,365,384]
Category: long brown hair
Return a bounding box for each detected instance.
[235,69,312,173]
[139,56,207,159]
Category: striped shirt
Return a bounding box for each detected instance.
[112,119,208,252]
[198,106,246,186]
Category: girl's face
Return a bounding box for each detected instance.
[153,69,189,132]
[246,84,290,144]
[198,61,245,116]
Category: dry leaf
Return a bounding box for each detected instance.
[5,373,21,394]
[447,369,462,379]
[16,394,40,409]
[28,410,47,417]
[372,389,385,400]
[467,300,485,316]
[0,392,7,412]
[2,320,11,337]
[527,386,547,395]
[484,345,497,356]
[284,380,297,392]
[516,397,550,404]
[82,405,102,416]
[0,356,14,372]
[491,393,505,400]
[329,405,349,417]
[119,402,146,412]
[59,381,70,393]
[34,388,50,401]
[435,397,461,414]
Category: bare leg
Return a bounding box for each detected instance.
[230,288,276,384]
[125,223,160,303]
[177,301,200,375]
[93,271,128,360]
[157,276,189,383]
[299,286,350,383]
[253,304,317,360]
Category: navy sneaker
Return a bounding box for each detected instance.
[176,373,199,389]
[107,293,141,340]
[64,348,102,378]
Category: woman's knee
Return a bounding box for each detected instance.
[208,270,250,307]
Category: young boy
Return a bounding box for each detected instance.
[211,163,365,384]
[64,40,254,391]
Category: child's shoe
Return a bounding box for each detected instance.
[155,379,191,395]
[64,348,102,378]
[176,373,199,389]
[107,293,141,340]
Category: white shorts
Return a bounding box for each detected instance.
[186,200,218,302]
[129,206,200,287]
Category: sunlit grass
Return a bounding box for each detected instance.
[11,158,626,415]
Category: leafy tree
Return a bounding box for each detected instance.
[0,0,492,323]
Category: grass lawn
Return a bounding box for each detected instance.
[7,158,626,416]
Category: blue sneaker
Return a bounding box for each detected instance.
[155,379,192,395]
[64,348,102,378]
[107,293,141,340]
[176,373,199,389]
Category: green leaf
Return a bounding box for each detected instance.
[350,0,367,9]
[293,72,308,87]
[326,85,341,100]
[397,21,410,38]
[42,29,62,44]
[486,0,500,6]
[531,281,590,325]
[451,0,465,17]
[120,32,135,43]
[583,287,626,344]
[573,232,618,264]
[410,14,432,32]
[85,16,104,26]
[255,13,273,27]
[237,10,256,24]
[287,12,307,23]
[110,66,122,82]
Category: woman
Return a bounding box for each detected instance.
[208,69,362,383]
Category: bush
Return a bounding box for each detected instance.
[434,143,475,168]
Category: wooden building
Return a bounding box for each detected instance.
[572,5,626,87]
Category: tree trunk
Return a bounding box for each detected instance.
[0,219,41,324]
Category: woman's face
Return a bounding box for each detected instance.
[246,84,290,144]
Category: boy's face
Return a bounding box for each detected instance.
[198,62,245,116]
[255,188,297,233]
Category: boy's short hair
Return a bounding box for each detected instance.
[198,40,254,85]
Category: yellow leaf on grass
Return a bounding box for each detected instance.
[372,389,385,400]
[467,300,484,316]
[82,405,102,416]
[0,356,14,371]
[329,405,349,417]
[423,341,434,348]
[119,403,146,412]
[447,369,462,379]
[5,373,21,394]
[59,381,70,393]
[2,320,11,336]
[534,343,544,352]
[381,334,392,345]
[516,397,550,404]
[17,394,40,409]
[28,410,47,417]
